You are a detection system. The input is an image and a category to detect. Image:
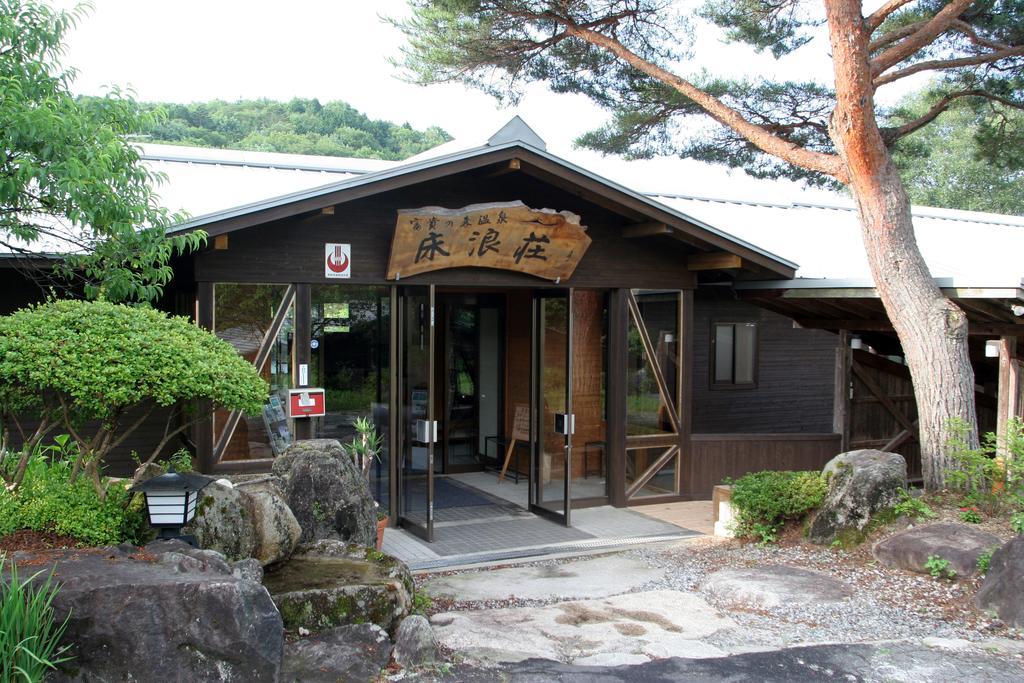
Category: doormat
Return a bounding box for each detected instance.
[404,477,499,509]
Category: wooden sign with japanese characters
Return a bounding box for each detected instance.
[386,201,591,282]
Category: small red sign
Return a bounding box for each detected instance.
[288,388,326,418]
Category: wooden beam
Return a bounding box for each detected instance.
[622,222,671,239]
[687,252,744,271]
[195,282,215,473]
[606,289,628,508]
[795,318,1024,336]
[996,337,1020,460]
[485,158,522,178]
[852,362,919,436]
[834,330,851,452]
[881,419,920,452]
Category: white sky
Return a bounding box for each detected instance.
[56,0,917,203]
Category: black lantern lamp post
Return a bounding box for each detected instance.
[131,466,215,546]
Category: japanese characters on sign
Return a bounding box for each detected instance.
[386,201,590,282]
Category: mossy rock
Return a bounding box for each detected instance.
[264,540,413,635]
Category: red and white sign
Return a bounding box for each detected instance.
[288,388,326,418]
[325,243,351,279]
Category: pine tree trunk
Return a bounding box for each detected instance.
[849,169,978,490]
[824,0,979,491]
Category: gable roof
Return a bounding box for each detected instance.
[165,124,799,278]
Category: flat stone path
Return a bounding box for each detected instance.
[430,590,734,665]
[423,554,666,601]
[702,564,852,609]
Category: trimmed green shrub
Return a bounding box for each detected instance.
[729,470,828,544]
[0,299,267,495]
[0,557,72,681]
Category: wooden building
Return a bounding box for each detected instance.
[4,118,1022,543]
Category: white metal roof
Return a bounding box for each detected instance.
[650,193,1024,289]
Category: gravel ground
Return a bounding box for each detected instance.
[419,532,1024,656]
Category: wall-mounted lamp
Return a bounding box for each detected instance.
[985,339,1001,358]
[850,336,864,350]
[1011,305,1024,317]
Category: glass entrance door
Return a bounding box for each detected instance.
[398,285,435,541]
[530,290,573,525]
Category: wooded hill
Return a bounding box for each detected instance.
[92,97,452,161]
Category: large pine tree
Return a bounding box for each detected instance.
[395,0,1024,490]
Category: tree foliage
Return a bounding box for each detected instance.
[0,300,267,495]
[394,1,1023,186]
[890,85,1024,214]
[107,97,453,161]
[0,0,204,303]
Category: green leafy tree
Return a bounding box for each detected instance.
[0,300,267,496]
[395,0,1024,490]
[119,96,453,160]
[890,86,1024,214]
[0,0,204,303]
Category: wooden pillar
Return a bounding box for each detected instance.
[996,336,1020,460]
[606,289,628,507]
[388,286,399,526]
[833,329,851,452]
[195,282,215,473]
[678,290,694,497]
[293,283,312,441]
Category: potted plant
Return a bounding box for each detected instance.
[374,504,389,551]
[344,417,387,549]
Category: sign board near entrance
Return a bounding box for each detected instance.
[325,243,351,278]
[511,404,530,442]
[386,201,590,282]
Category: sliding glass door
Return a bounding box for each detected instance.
[530,290,573,525]
[397,285,435,541]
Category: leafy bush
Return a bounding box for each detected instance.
[959,506,982,524]
[728,470,828,544]
[0,439,146,545]
[977,549,995,575]
[925,555,956,580]
[1012,512,1024,535]
[0,557,72,681]
[893,488,936,521]
[945,418,1024,513]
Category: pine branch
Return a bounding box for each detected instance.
[563,23,848,182]
[870,0,974,77]
[875,45,1024,86]
[864,0,915,33]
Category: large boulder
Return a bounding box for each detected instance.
[12,541,283,682]
[873,522,1002,578]
[977,536,1024,626]
[808,449,907,544]
[281,623,393,683]
[272,439,376,546]
[264,539,414,635]
[182,479,259,561]
[234,475,303,566]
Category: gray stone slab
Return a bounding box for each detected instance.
[873,522,1003,578]
[702,564,852,609]
[430,590,734,665]
[424,554,665,601]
